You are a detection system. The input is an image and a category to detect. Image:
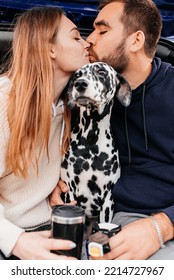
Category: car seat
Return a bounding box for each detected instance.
[156,37,174,65]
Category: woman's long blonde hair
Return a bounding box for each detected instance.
[4,7,70,178]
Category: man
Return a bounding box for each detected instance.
[54,0,174,259]
[85,0,174,259]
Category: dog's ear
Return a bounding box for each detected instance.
[115,73,132,107]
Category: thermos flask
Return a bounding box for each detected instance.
[51,204,85,259]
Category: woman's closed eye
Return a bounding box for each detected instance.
[75,37,81,41]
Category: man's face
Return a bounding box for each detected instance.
[86,2,130,74]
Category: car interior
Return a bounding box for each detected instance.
[0,1,174,68]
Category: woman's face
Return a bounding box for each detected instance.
[51,15,90,75]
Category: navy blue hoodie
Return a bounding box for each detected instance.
[111,57,174,224]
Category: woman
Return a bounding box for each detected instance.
[0,6,89,259]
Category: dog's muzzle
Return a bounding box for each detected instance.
[74,79,88,93]
[75,96,92,106]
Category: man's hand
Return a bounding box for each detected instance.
[49,180,77,207]
[91,212,174,260]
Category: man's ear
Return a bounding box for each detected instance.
[130,30,145,52]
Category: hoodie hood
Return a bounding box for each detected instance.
[111,57,173,166]
[132,57,170,97]
[123,57,169,164]
[111,57,174,221]
[132,57,171,154]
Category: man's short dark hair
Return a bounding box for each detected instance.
[99,0,162,58]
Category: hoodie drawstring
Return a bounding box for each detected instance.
[124,83,149,166]
[52,103,57,120]
[125,107,131,165]
[142,84,149,151]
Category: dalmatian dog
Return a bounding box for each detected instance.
[61,62,131,228]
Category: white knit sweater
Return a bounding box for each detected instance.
[0,76,64,257]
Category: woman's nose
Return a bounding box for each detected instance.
[83,39,90,49]
[86,31,95,45]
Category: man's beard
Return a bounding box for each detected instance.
[89,39,129,74]
[102,44,129,74]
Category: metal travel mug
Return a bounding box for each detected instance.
[51,205,85,259]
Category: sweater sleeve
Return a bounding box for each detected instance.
[0,205,24,257]
[0,77,24,257]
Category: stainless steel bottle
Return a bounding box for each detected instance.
[51,205,85,259]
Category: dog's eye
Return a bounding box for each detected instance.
[75,71,82,78]
[97,69,106,76]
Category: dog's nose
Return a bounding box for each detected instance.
[74,79,88,92]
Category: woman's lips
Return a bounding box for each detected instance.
[89,53,97,62]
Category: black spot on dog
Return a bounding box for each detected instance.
[75,176,80,185]
[91,152,108,171]
[88,178,101,196]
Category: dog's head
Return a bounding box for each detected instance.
[67,62,131,109]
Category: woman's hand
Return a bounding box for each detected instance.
[49,180,77,207]
[12,230,77,260]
